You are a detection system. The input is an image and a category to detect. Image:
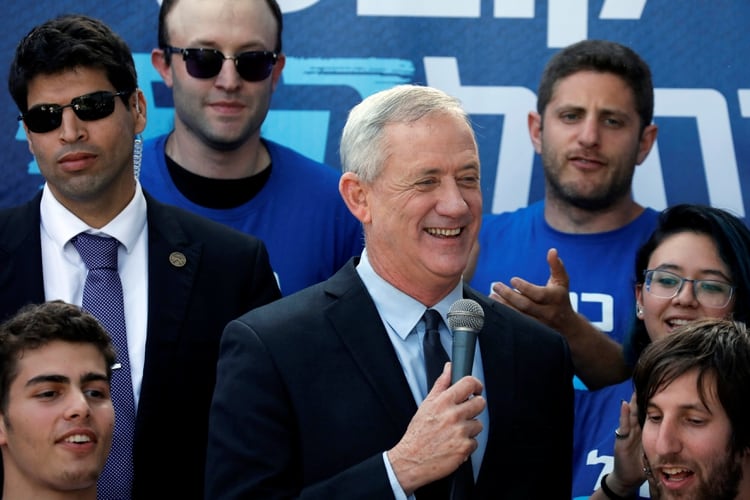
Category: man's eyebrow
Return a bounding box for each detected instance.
[648,400,712,414]
[81,372,110,384]
[25,372,109,387]
[25,374,70,387]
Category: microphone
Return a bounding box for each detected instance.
[447,299,484,385]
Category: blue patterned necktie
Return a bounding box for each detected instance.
[72,233,135,500]
[421,309,474,500]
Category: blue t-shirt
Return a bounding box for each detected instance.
[574,381,651,499]
[140,134,364,296]
[470,200,659,499]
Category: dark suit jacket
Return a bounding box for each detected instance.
[206,259,573,499]
[0,190,282,499]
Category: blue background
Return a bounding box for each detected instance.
[2,0,749,220]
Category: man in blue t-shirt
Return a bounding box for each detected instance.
[468,40,659,499]
[142,0,363,296]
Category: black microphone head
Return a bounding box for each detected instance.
[447,298,484,332]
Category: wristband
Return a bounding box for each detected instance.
[600,473,636,500]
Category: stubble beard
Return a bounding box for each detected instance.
[174,93,263,153]
[649,452,743,500]
[542,150,635,212]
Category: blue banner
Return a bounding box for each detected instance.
[2,0,749,219]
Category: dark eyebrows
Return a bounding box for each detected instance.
[81,372,110,384]
[26,374,69,387]
[25,371,109,388]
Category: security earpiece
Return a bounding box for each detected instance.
[134,89,142,113]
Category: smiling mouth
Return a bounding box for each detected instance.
[666,318,693,329]
[63,434,93,444]
[661,466,694,483]
[426,227,461,237]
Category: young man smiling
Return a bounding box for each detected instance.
[0,301,116,500]
[631,318,750,499]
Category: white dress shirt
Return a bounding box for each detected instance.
[40,182,149,408]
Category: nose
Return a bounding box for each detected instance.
[673,280,699,307]
[58,107,87,143]
[436,178,470,216]
[577,117,600,148]
[214,58,243,91]
[64,389,92,421]
[652,416,683,457]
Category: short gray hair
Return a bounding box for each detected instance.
[339,85,473,183]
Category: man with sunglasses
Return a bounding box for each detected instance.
[1,13,281,499]
[142,0,364,296]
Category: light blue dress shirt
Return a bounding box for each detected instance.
[356,249,489,499]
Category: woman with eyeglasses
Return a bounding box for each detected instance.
[584,203,750,499]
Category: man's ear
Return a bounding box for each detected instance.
[339,172,371,224]
[133,89,147,135]
[528,111,543,155]
[0,412,7,446]
[151,48,174,88]
[636,123,658,165]
[270,53,286,92]
[24,124,35,157]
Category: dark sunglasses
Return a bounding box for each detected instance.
[164,46,278,82]
[19,90,131,134]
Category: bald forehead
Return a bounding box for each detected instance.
[166,0,279,46]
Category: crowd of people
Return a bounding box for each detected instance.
[0,1,748,499]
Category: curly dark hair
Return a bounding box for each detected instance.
[0,300,116,413]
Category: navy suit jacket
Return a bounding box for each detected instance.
[206,259,574,499]
[0,190,282,499]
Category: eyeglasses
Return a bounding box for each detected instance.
[644,269,735,308]
[18,90,131,134]
[164,46,278,82]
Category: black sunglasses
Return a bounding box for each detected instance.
[164,46,278,82]
[19,90,131,134]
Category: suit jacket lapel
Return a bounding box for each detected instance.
[0,193,45,317]
[324,263,419,428]
[143,192,202,344]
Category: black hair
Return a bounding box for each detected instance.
[8,14,136,113]
[625,204,750,364]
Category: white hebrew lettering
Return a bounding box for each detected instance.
[424,56,537,213]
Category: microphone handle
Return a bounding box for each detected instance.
[450,328,477,385]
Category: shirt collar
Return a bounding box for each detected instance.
[356,248,463,340]
[40,182,148,253]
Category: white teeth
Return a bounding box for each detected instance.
[669,319,691,326]
[662,466,691,481]
[64,434,91,443]
[426,228,461,237]
[662,467,688,474]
